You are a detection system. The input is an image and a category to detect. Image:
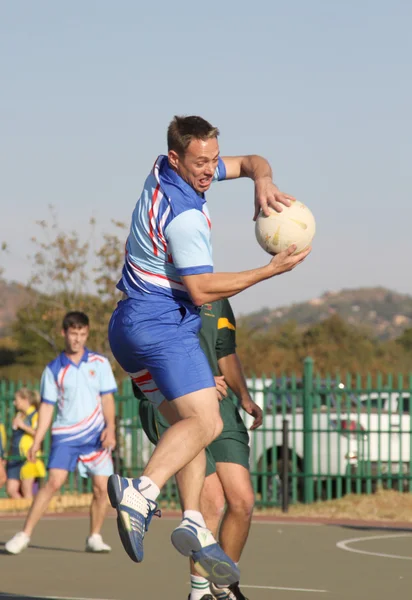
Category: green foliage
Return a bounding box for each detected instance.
[237,314,411,376]
[0,210,127,379]
[396,328,412,353]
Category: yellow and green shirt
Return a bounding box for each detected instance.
[9,406,39,460]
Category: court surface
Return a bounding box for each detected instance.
[1,513,411,600]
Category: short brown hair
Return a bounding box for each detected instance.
[62,311,89,331]
[167,115,220,156]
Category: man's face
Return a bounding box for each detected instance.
[168,137,220,194]
[62,326,89,354]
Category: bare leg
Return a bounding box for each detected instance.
[89,475,109,535]
[0,461,6,489]
[6,479,22,499]
[216,463,254,562]
[144,389,223,511]
[20,478,35,499]
[23,469,68,536]
[188,473,225,576]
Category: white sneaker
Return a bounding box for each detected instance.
[171,518,240,586]
[5,531,30,555]
[85,533,111,553]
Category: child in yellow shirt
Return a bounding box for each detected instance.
[6,389,46,499]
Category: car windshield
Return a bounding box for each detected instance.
[357,392,411,413]
[257,379,358,410]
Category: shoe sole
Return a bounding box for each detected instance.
[107,474,143,563]
[85,548,112,553]
[4,541,29,555]
[171,528,240,586]
[5,546,27,555]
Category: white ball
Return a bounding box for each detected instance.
[255,200,316,255]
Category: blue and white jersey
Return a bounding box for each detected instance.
[40,349,118,444]
[117,155,226,302]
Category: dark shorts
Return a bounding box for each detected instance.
[109,297,215,402]
[138,396,250,477]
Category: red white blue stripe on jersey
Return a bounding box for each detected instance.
[40,349,118,443]
[117,155,226,302]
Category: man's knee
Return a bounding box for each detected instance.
[92,477,109,501]
[227,488,255,519]
[172,388,224,444]
[202,414,223,445]
[201,474,225,524]
[45,470,68,494]
[45,478,62,494]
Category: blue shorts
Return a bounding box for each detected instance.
[108,297,215,404]
[48,431,114,478]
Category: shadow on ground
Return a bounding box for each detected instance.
[335,524,412,533]
[0,541,84,554]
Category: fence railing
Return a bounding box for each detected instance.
[1,358,412,506]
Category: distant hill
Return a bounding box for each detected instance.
[238,287,412,340]
[0,280,34,336]
[1,280,412,341]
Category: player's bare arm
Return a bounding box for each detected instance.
[27,402,54,462]
[12,415,36,437]
[221,155,295,219]
[218,353,263,430]
[181,244,311,306]
[101,392,116,449]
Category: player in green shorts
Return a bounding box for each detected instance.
[135,298,262,600]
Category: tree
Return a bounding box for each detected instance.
[9,209,127,377]
[396,328,412,353]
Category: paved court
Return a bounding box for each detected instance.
[0,514,412,600]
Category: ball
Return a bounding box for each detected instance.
[255,200,316,255]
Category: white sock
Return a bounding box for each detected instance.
[183,510,207,528]
[190,575,210,600]
[136,476,160,502]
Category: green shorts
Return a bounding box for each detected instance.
[138,396,250,477]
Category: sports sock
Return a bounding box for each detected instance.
[183,510,207,528]
[136,476,160,502]
[190,575,210,600]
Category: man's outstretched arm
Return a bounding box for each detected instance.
[221,155,295,219]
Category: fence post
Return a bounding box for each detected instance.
[113,414,121,474]
[282,419,289,513]
[303,356,314,503]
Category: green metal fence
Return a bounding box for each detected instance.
[1,358,412,506]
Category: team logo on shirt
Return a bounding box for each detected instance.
[204,304,213,311]
[89,370,96,378]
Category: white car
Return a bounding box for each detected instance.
[243,377,363,503]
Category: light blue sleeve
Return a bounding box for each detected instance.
[213,156,227,182]
[40,366,58,405]
[165,209,214,276]
[99,359,118,395]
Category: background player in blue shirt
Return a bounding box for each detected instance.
[6,311,118,555]
[108,115,311,585]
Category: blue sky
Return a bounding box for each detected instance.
[1,0,411,316]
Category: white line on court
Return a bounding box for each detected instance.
[336,533,412,560]
[252,520,322,526]
[0,595,115,600]
[242,584,328,593]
